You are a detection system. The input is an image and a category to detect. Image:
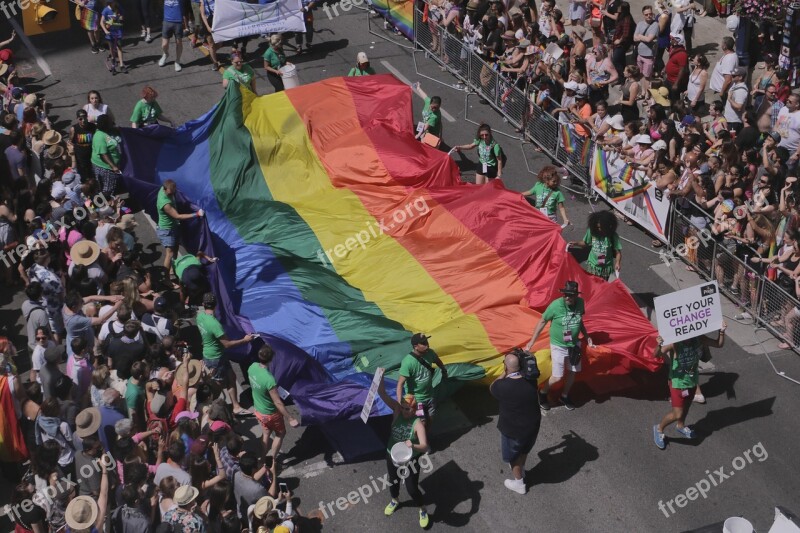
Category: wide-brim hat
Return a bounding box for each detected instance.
[174,485,200,506]
[635,134,653,145]
[70,239,101,266]
[24,93,37,107]
[649,87,670,107]
[175,359,202,387]
[253,496,279,519]
[65,496,98,531]
[75,407,101,437]
[46,144,65,160]
[560,281,581,295]
[43,130,62,146]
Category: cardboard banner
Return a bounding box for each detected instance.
[590,146,671,243]
[654,282,723,345]
[360,368,385,423]
[211,0,305,42]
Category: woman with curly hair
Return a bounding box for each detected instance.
[569,210,622,280]
[524,165,570,226]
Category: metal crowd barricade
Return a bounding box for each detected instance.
[665,200,800,351]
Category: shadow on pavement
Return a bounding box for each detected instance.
[422,459,483,527]
[527,430,599,486]
[692,396,776,442]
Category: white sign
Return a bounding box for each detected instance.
[654,282,723,345]
[211,0,306,42]
[360,367,385,423]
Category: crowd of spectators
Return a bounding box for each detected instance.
[425,0,800,341]
[0,39,303,530]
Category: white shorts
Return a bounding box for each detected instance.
[550,343,582,378]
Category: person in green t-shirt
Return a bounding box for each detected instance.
[524,165,570,226]
[222,54,257,93]
[249,344,300,458]
[198,292,255,416]
[454,124,504,184]
[91,114,124,197]
[174,251,216,305]
[411,83,443,146]
[156,179,204,272]
[377,373,431,528]
[396,333,448,424]
[263,34,288,93]
[525,281,593,411]
[130,86,175,128]
[568,210,622,281]
[652,323,726,449]
[125,361,146,427]
[347,51,376,76]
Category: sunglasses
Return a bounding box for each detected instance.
[36,336,48,340]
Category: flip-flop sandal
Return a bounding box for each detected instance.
[686,265,697,272]
[651,239,664,248]
[778,342,792,349]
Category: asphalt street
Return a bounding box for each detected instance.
[1,2,799,532]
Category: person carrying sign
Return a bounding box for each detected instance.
[525,281,594,411]
[396,333,448,427]
[652,321,726,450]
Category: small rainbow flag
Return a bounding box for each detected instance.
[591,146,611,194]
[611,183,651,202]
[560,124,576,154]
[619,164,635,185]
[579,138,592,166]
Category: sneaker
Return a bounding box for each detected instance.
[653,425,666,450]
[560,395,575,410]
[503,478,526,494]
[145,32,153,43]
[140,28,147,38]
[174,62,182,72]
[418,509,430,528]
[384,499,398,516]
[158,53,168,67]
[538,392,550,411]
[233,407,252,417]
[734,311,753,320]
[91,45,99,54]
[693,393,706,404]
[675,425,695,439]
[729,285,739,295]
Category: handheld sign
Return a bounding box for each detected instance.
[654,282,722,345]
[360,367,385,423]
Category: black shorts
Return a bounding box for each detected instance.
[480,164,498,179]
[163,20,183,39]
[501,429,539,463]
[181,264,209,294]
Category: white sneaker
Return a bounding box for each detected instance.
[158,54,168,67]
[504,478,526,494]
[140,28,147,38]
[734,311,753,320]
[174,62,182,72]
[145,31,153,43]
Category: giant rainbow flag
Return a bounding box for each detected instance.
[122,75,658,433]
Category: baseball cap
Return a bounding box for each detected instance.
[357,51,368,64]
[732,66,747,77]
[154,296,169,313]
[411,333,430,346]
[768,131,782,143]
[564,80,579,91]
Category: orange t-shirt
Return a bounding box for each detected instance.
[575,103,592,138]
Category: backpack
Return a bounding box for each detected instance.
[145,402,171,463]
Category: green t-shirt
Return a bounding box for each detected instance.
[196,311,225,360]
[130,99,163,127]
[398,350,438,403]
[174,254,202,280]
[527,181,566,218]
[386,415,421,457]
[90,130,122,170]
[125,379,144,414]
[263,47,286,70]
[223,64,256,86]
[248,363,278,415]
[347,66,376,76]
[157,188,176,230]
[541,297,585,348]
[475,139,501,166]
[583,229,622,276]
[669,338,702,389]
[422,97,442,138]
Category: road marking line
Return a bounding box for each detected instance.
[380,60,456,123]
[9,19,51,77]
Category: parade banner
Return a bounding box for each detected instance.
[590,146,671,243]
[654,282,723,344]
[211,0,305,41]
[369,0,414,40]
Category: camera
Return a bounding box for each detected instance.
[175,341,189,357]
[510,348,540,381]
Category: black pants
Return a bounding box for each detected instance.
[295,20,314,46]
[386,456,424,506]
[137,0,152,27]
[268,72,284,93]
